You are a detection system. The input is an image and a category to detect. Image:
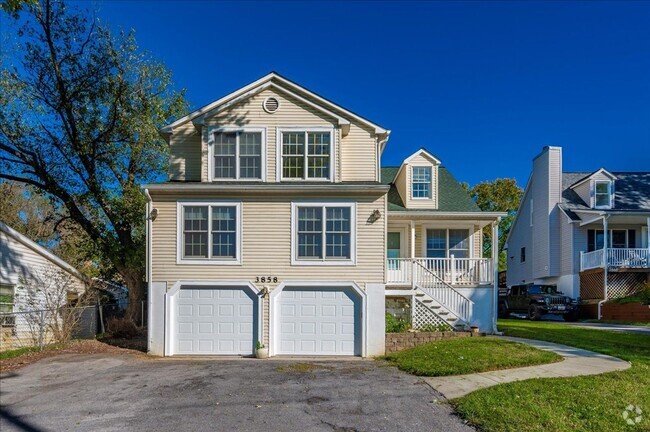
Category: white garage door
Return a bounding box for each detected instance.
[277,287,361,356]
[174,286,257,355]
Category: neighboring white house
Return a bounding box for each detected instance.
[0,222,88,351]
[506,146,650,315]
[144,72,504,358]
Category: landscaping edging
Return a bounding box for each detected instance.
[385,331,482,354]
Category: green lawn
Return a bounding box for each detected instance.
[384,336,561,377]
[453,319,650,432]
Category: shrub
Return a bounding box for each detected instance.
[609,283,650,305]
[418,323,452,332]
[107,318,139,339]
[386,313,410,333]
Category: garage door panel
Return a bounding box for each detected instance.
[173,286,257,355]
[277,287,361,356]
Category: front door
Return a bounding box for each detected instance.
[387,231,406,283]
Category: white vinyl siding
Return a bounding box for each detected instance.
[177,202,242,265]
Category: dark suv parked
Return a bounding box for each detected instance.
[499,284,579,321]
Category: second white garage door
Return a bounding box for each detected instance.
[276,287,362,356]
[174,286,257,356]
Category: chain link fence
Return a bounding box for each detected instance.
[1,300,147,353]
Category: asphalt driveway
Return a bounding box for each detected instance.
[0,353,474,432]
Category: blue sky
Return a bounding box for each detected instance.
[80,2,650,186]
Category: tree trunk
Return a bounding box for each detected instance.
[122,271,145,325]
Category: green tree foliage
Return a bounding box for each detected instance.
[467,179,523,271]
[0,0,187,319]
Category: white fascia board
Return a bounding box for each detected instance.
[161,72,388,137]
[393,149,442,181]
[387,211,507,219]
[570,168,618,189]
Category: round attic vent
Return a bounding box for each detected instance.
[263,96,280,113]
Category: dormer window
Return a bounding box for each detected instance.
[412,166,432,199]
[595,181,612,208]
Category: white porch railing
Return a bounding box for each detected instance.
[386,257,493,285]
[581,248,650,271]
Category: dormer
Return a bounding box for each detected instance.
[394,149,441,209]
[570,168,617,209]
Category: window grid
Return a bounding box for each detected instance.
[296,205,352,261]
[181,205,239,261]
[0,283,15,314]
[595,181,611,208]
[213,131,263,180]
[412,166,432,199]
[282,131,331,180]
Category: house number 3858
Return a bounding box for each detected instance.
[255,276,278,283]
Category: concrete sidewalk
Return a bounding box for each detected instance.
[424,336,631,399]
[552,321,650,335]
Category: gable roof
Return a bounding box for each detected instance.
[561,171,650,212]
[161,72,390,146]
[0,222,86,281]
[404,148,441,165]
[569,168,618,189]
[381,167,481,212]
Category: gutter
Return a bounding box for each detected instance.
[144,188,153,351]
[388,211,508,219]
[141,183,390,194]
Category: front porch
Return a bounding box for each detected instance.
[581,248,650,271]
[387,257,494,286]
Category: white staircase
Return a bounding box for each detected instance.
[411,260,474,330]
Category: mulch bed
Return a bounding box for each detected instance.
[0,339,145,374]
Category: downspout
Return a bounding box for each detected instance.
[597,214,609,320]
[144,189,153,350]
[492,217,502,335]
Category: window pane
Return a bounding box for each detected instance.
[412,167,432,182]
[298,207,322,232]
[298,207,323,258]
[212,206,236,258]
[282,132,304,155]
[214,133,237,179]
[307,156,329,179]
[596,182,609,193]
[307,132,330,155]
[282,157,304,178]
[184,206,208,231]
[239,132,262,179]
[326,207,350,259]
[595,193,610,207]
[184,232,208,258]
[412,182,430,198]
[449,229,469,258]
[426,229,446,258]
[611,230,627,249]
[183,207,208,258]
[387,232,401,250]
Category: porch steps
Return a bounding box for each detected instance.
[413,285,470,331]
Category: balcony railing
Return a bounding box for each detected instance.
[386,257,493,286]
[581,248,650,271]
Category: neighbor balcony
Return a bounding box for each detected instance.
[580,248,650,271]
[386,257,494,286]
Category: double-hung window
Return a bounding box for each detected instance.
[212,129,263,180]
[594,181,612,208]
[281,130,332,180]
[178,202,241,264]
[411,166,432,199]
[292,203,355,264]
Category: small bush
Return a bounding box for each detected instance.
[386,313,410,333]
[609,283,650,305]
[107,318,139,339]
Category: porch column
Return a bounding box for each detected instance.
[647,217,650,251]
[410,221,416,259]
[491,218,500,334]
[603,216,609,301]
